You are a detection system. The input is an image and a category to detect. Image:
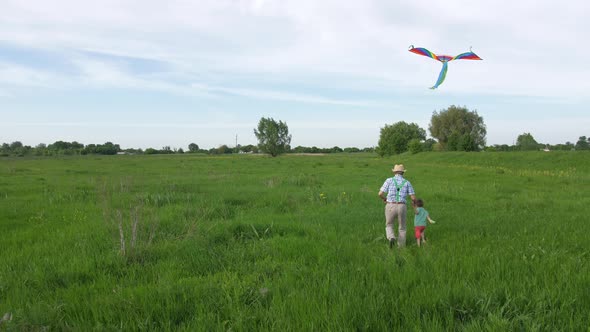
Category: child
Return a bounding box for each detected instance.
[414,199,436,247]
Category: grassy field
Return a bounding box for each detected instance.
[1,151,589,331]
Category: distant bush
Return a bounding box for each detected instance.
[408,139,423,154]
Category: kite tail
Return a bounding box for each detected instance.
[430,61,448,89]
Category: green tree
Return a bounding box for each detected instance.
[98,142,120,155]
[0,143,10,156]
[240,144,258,153]
[34,143,47,156]
[48,140,84,155]
[254,117,292,157]
[343,147,360,153]
[575,136,589,150]
[188,143,199,153]
[217,145,232,154]
[516,133,539,151]
[9,141,23,150]
[330,146,343,153]
[429,105,486,151]
[7,141,25,156]
[408,139,423,154]
[446,132,461,151]
[459,133,477,152]
[422,138,436,151]
[377,121,426,156]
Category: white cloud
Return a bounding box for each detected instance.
[1,0,588,96]
[0,121,256,129]
[190,83,384,106]
[289,120,383,129]
[1,119,387,131]
[1,0,589,146]
[0,62,65,88]
[0,56,216,98]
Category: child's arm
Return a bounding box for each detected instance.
[415,207,420,215]
[427,215,436,224]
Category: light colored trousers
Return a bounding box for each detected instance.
[385,203,407,247]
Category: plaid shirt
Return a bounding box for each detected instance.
[380,174,415,203]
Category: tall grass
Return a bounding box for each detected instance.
[1,152,589,330]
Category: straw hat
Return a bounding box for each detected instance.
[392,164,406,173]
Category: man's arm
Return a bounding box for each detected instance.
[410,194,417,207]
[378,191,387,203]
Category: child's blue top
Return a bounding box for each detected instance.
[414,207,429,227]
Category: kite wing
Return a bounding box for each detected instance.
[408,45,482,89]
[452,51,483,61]
[408,46,439,61]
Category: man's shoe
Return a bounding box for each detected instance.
[389,238,396,249]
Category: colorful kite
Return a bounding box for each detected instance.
[408,45,482,89]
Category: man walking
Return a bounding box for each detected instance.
[378,164,416,248]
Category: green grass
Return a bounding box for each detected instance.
[1,152,589,331]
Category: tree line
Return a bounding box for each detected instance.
[2,105,588,157]
[374,105,588,155]
[0,140,374,157]
[252,106,588,156]
[0,141,123,157]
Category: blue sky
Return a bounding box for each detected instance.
[1,0,589,149]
